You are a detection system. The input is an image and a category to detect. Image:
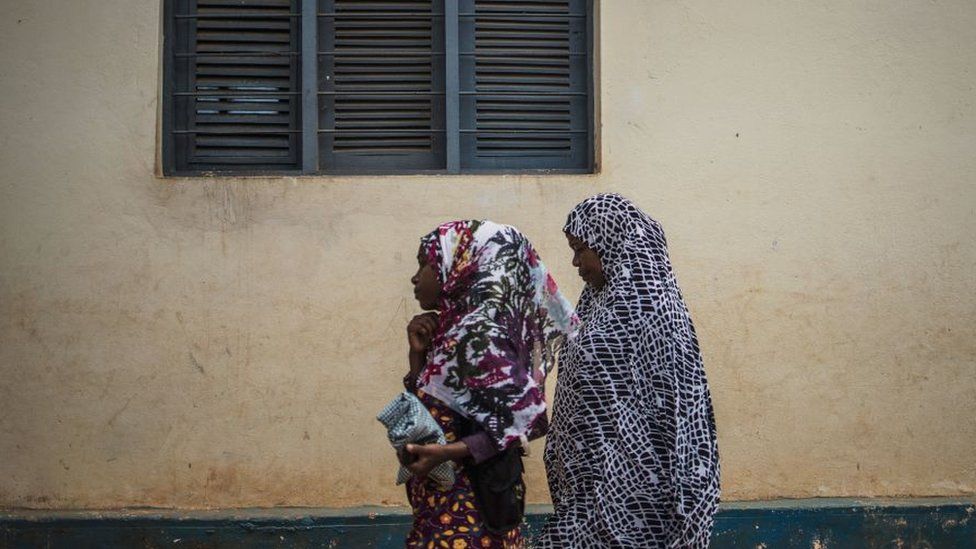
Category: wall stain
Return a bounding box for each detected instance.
[106,395,134,427]
[188,351,205,375]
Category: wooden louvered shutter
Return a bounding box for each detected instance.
[318,0,446,172]
[458,0,591,171]
[167,0,301,174]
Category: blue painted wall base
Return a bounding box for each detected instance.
[2,498,974,548]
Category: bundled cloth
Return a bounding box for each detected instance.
[376,392,455,488]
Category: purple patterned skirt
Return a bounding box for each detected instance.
[405,391,523,549]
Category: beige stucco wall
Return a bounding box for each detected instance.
[1,0,974,509]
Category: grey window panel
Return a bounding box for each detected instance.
[165,0,303,174]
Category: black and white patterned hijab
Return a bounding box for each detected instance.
[542,193,720,548]
[565,193,682,320]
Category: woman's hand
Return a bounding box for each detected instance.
[397,446,418,467]
[404,441,471,479]
[407,312,439,353]
[404,443,449,479]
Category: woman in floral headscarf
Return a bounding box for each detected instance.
[400,220,578,549]
[539,194,720,548]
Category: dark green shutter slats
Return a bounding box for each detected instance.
[459,0,590,170]
[169,0,302,172]
[318,0,446,172]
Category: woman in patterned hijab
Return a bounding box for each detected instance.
[401,220,578,548]
[539,194,721,548]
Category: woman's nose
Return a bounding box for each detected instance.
[571,255,580,268]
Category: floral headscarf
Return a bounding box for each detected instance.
[417,220,579,450]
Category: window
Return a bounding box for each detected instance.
[162,0,594,175]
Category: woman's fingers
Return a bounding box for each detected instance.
[404,445,437,478]
[412,319,436,340]
[408,331,427,352]
[405,443,422,455]
[420,316,437,335]
[406,443,436,456]
[408,315,437,336]
[406,462,428,478]
[407,313,439,352]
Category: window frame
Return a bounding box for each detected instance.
[161,0,596,177]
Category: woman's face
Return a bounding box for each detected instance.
[566,233,606,290]
[411,247,442,311]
